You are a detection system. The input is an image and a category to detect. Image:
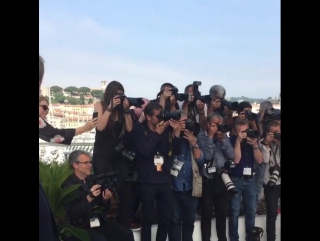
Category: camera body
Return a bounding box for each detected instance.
[116,94,145,108]
[264,108,281,122]
[267,165,281,187]
[124,171,139,183]
[221,99,239,111]
[157,110,181,121]
[244,110,257,121]
[86,172,119,193]
[242,129,259,139]
[273,132,281,141]
[217,124,230,133]
[114,143,135,163]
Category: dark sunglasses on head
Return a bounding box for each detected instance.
[39,105,49,111]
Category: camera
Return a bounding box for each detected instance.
[217,124,230,133]
[264,108,281,122]
[86,172,120,193]
[221,99,239,111]
[116,94,145,108]
[243,129,259,139]
[124,172,139,183]
[251,226,264,241]
[244,110,257,121]
[267,166,281,187]
[185,119,196,132]
[157,110,181,121]
[273,132,281,141]
[218,167,238,196]
[191,81,212,104]
[114,143,135,163]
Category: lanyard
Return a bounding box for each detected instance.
[269,144,280,166]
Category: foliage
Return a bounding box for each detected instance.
[227,96,267,104]
[90,90,104,99]
[64,86,79,94]
[39,160,90,241]
[78,87,91,94]
[51,86,63,95]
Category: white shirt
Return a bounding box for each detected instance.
[261,139,281,185]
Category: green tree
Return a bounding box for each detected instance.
[78,87,91,95]
[80,95,85,105]
[67,97,82,105]
[53,93,67,104]
[91,90,104,99]
[64,86,78,96]
[51,86,63,95]
[88,98,93,104]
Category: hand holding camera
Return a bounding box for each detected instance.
[102,189,112,201]
[208,124,218,138]
[236,129,247,142]
[169,119,181,136]
[183,129,196,146]
[247,137,258,146]
[89,184,101,198]
[196,100,204,111]
[265,132,274,144]
[109,95,121,109]
[123,98,130,110]
[156,121,168,134]
[160,89,172,99]
[211,99,221,110]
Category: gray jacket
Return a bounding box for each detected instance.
[196,130,235,179]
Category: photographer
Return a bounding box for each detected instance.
[92,80,133,174]
[255,101,273,206]
[156,83,179,112]
[197,113,235,241]
[230,101,258,136]
[132,101,181,241]
[199,85,226,130]
[62,150,134,241]
[116,100,150,230]
[168,111,204,241]
[260,121,281,241]
[181,84,207,128]
[229,119,263,241]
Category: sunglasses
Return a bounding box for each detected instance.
[39,105,49,111]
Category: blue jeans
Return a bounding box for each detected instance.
[229,176,256,241]
[255,163,266,204]
[168,190,199,241]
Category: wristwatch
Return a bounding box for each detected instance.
[192,144,199,149]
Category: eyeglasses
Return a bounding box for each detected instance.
[39,105,49,111]
[76,161,92,166]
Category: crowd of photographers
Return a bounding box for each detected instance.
[39,60,280,241]
[59,80,281,241]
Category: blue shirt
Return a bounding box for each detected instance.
[171,139,205,191]
[229,135,256,176]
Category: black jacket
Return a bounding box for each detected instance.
[39,183,60,241]
[39,117,75,145]
[61,174,110,229]
[132,121,182,183]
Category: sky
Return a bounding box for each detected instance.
[39,0,280,100]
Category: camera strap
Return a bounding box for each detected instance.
[269,144,280,167]
[111,116,126,140]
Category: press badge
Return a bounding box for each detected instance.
[154,156,164,171]
[243,167,252,175]
[170,160,184,177]
[208,166,216,173]
[90,217,100,228]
